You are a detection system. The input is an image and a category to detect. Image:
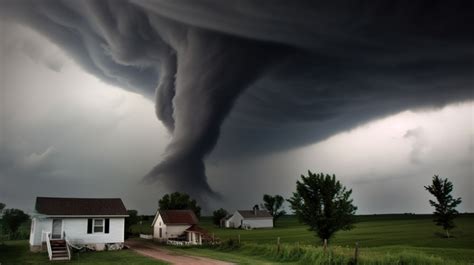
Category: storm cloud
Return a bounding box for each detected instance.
[1,0,473,201]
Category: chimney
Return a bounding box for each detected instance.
[253,204,259,216]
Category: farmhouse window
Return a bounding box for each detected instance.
[93,219,104,233]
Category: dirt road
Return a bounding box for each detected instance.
[125,239,235,265]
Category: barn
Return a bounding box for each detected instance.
[225,208,273,229]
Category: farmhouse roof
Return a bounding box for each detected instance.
[185,224,208,234]
[35,197,128,216]
[159,210,198,225]
[237,210,273,219]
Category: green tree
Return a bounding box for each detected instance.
[261,194,286,226]
[212,208,228,226]
[288,171,357,244]
[424,175,462,238]
[124,209,139,238]
[159,192,201,218]
[0,202,5,213]
[1,209,29,237]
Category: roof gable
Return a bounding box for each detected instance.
[35,197,128,216]
[237,210,272,219]
[156,210,198,225]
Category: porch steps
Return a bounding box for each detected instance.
[50,240,70,261]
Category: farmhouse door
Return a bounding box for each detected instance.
[51,219,62,239]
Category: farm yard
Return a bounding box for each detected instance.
[2,214,472,264]
[131,214,474,264]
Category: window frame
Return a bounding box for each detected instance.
[93,218,105,234]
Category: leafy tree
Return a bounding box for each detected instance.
[1,209,29,236]
[288,171,357,243]
[261,194,286,226]
[124,209,139,238]
[159,192,201,218]
[212,208,228,226]
[424,175,462,238]
[0,202,5,213]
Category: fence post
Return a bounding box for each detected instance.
[354,242,359,264]
[212,233,215,243]
[323,239,327,253]
[277,237,280,253]
[238,234,241,245]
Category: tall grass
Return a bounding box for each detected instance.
[209,240,461,265]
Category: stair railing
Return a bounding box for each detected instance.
[42,231,52,260]
[63,231,72,260]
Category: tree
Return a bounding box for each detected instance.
[1,209,29,236]
[124,209,139,238]
[288,171,357,243]
[424,175,462,238]
[261,194,286,226]
[0,202,5,213]
[212,208,228,226]
[159,192,201,218]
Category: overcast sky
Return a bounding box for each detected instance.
[0,2,473,215]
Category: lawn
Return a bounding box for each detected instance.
[0,240,168,265]
[133,214,474,264]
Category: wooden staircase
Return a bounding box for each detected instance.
[50,239,69,261]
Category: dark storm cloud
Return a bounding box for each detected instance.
[1,0,473,200]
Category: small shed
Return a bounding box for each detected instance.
[152,209,207,245]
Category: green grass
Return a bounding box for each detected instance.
[135,214,474,264]
[166,242,465,265]
[0,240,168,265]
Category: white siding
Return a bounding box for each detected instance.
[152,214,191,240]
[243,218,273,228]
[225,211,273,228]
[64,218,124,245]
[30,217,125,247]
[29,217,52,246]
[165,225,191,238]
[153,215,166,239]
[226,211,243,228]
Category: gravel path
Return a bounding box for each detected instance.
[125,239,235,265]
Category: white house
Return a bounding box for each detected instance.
[225,208,273,229]
[29,197,128,260]
[152,209,208,245]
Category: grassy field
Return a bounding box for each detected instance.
[0,240,168,265]
[133,214,474,264]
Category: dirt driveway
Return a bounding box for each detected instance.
[125,239,235,265]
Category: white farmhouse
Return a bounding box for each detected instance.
[152,209,207,245]
[29,197,128,260]
[225,208,273,229]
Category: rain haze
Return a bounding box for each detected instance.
[0,1,473,215]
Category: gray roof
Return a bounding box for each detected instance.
[237,210,272,219]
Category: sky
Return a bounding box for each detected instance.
[0,1,473,215]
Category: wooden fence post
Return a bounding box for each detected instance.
[238,234,241,245]
[277,237,281,253]
[354,242,359,264]
[323,239,327,253]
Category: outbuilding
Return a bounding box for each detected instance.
[152,209,207,245]
[225,208,273,229]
